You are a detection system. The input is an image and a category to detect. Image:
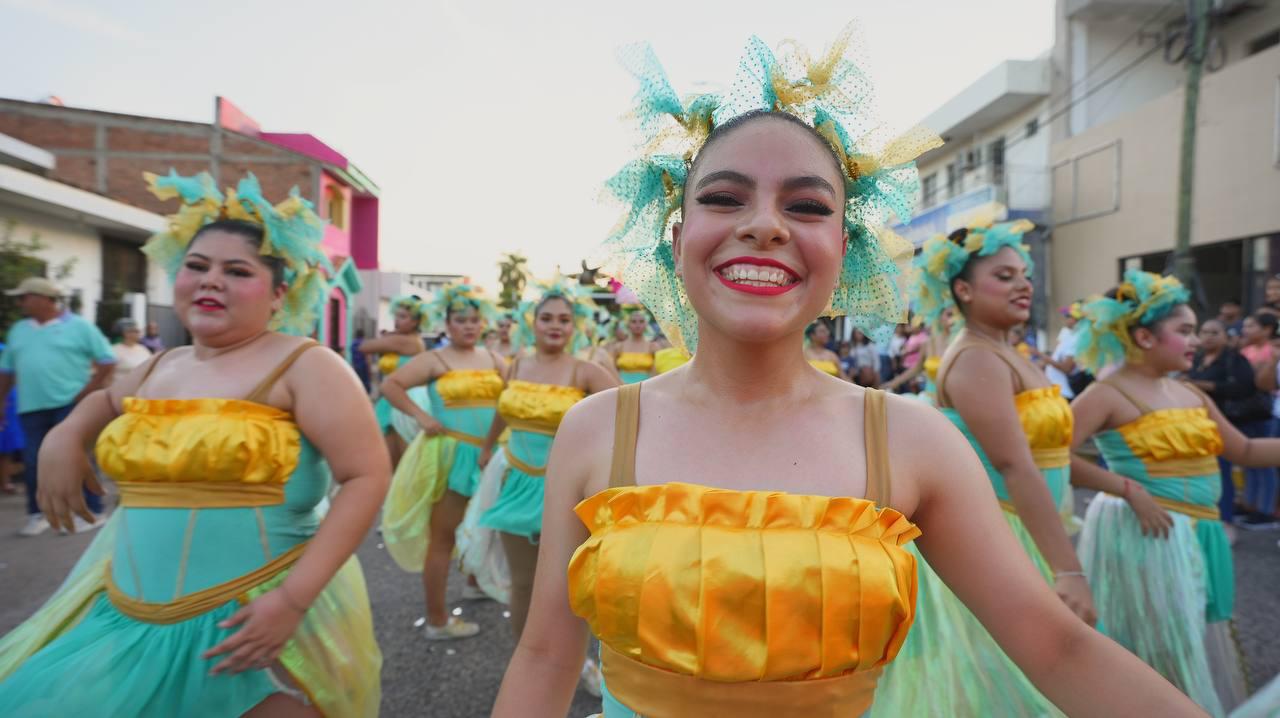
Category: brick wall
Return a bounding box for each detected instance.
[0,100,321,209]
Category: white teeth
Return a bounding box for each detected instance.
[719,263,795,287]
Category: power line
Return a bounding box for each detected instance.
[1046,0,1179,113]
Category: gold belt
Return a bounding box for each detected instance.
[505,450,546,477]
[1144,456,1220,478]
[444,429,484,447]
[503,418,557,436]
[443,398,498,409]
[600,644,880,718]
[1031,446,1070,470]
[106,541,308,624]
[1102,492,1221,521]
[117,481,284,508]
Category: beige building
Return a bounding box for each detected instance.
[1049,0,1280,320]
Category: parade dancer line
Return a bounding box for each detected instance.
[360,296,428,468]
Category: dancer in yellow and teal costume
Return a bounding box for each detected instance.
[872,220,1081,718]
[0,171,388,717]
[611,305,660,383]
[378,282,505,639]
[476,277,618,638]
[804,320,848,379]
[1069,270,1268,716]
[359,296,427,466]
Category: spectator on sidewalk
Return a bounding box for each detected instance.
[1041,303,1082,399]
[0,341,22,495]
[110,319,153,384]
[1217,299,1245,346]
[140,320,165,353]
[0,277,115,536]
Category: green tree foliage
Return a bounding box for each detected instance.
[0,219,77,335]
[496,252,529,310]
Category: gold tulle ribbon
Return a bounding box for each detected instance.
[117,481,284,508]
[505,451,546,477]
[105,541,308,624]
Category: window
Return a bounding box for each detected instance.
[325,187,347,230]
[946,162,958,198]
[989,137,1006,185]
[1249,29,1280,57]
[921,173,937,207]
[1025,117,1039,138]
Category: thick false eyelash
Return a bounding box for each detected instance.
[791,202,834,216]
[695,194,741,207]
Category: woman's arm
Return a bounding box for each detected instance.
[492,392,612,717]
[946,350,1094,624]
[206,347,391,674]
[1195,383,1280,467]
[381,352,445,435]
[358,334,420,356]
[881,347,925,391]
[903,404,1205,717]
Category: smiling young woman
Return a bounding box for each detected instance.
[0,173,388,717]
[489,30,1205,718]
[1067,271,1280,715]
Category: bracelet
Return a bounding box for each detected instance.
[1121,479,1132,498]
[1054,570,1086,579]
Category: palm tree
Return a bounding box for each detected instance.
[497,252,529,309]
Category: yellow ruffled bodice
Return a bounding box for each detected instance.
[436,369,504,407]
[569,482,920,691]
[1116,407,1223,463]
[809,359,840,376]
[497,379,585,434]
[96,398,300,506]
[923,356,941,383]
[377,352,401,376]
[654,347,691,374]
[617,352,655,372]
[1012,386,1073,469]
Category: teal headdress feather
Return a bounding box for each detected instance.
[513,276,597,354]
[911,219,1035,334]
[422,283,499,331]
[599,25,942,352]
[143,170,333,336]
[1075,270,1190,373]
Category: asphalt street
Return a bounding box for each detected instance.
[1,489,1276,717]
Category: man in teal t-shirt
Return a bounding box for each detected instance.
[0,277,116,536]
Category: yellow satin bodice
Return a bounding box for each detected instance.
[809,359,840,376]
[497,379,585,434]
[568,482,920,685]
[1115,407,1223,462]
[436,369,504,407]
[616,352,655,372]
[653,347,691,374]
[924,356,941,383]
[377,352,401,376]
[1013,386,1074,451]
[96,398,300,490]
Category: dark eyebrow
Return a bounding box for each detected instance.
[782,175,837,196]
[695,170,755,192]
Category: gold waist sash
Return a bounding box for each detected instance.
[503,418,557,436]
[118,481,284,508]
[106,541,308,624]
[444,429,484,447]
[600,644,880,718]
[1143,456,1220,478]
[1031,446,1070,470]
[443,398,498,409]
[505,450,546,477]
[1102,492,1221,521]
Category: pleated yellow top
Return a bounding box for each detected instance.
[1013,386,1074,466]
[923,355,941,383]
[654,347,691,374]
[97,398,300,505]
[568,385,919,717]
[436,369,504,407]
[497,379,586,434]
[616,352,655,372]
[809,359,840,376]
[1114,408,1222,463]
[377,352,401,376]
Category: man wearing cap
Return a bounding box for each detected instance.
[1039,302,1083,399]
[0,277,115,536]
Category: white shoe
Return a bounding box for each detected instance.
[70,513,106,534]
[580,658,603,697]
[19,514,49,537]
[461,585,492,601]
[423,617,480,641]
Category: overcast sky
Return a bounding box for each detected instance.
[1,0,1055,289]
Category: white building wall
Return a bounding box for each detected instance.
[0,203,104,320]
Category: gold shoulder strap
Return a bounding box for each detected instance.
[608,383,643,488]
[245,341,321,404]
[1099,378,1154,415]
[936,341,1024,408]
[135,349,170,391]
[862,389,892,506]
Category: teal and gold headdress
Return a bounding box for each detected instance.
[599,25,942,352]
[911,219,1035,334]
[423,283,499,330]
[1075,270,1190,373]
[388,295,426,329]
[514,276,597,354]
[143,170,333,335]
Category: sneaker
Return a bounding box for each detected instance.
[69,513,106,535]
[1237,512,1280,531]
[461,585,492,602]
[423,617,480,641]
[579,658,603,698]
[19,514,49,537]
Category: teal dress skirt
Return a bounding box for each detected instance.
[479,428,554,539]
[1079,430,1244,716]
[870,407,1068,718]
[374,354,413,434]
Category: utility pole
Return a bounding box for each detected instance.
[1172,0,1210,285]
